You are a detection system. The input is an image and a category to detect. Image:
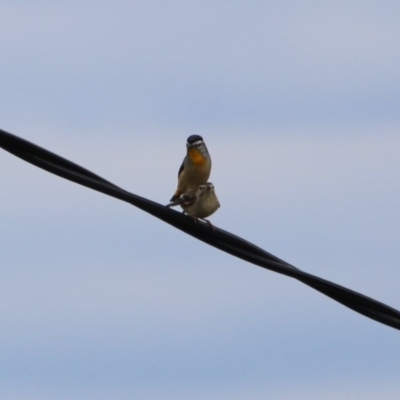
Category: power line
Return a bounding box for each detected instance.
[1,128,399,331]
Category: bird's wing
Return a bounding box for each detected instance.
[177,158,185,178]
[167,192,197,208]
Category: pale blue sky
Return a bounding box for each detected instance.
[1,2,400,399]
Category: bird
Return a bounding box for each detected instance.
[170,135,212,202]
[167,182,220,228]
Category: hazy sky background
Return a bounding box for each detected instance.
[1,2,400,399]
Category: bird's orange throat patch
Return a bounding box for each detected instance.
[188,148,206,165]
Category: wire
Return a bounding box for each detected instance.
[1,128,399,331]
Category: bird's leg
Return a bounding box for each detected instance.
[201,218,215,231]
[182,212,198,224]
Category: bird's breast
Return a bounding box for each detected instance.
[188,148,207,165]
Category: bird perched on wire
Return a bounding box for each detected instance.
[170,135,212,202]
[167,182,220,228]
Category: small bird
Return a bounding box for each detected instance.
[167,182,220,228]
[170,135,212,202]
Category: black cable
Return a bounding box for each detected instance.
[1,128,399,331]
